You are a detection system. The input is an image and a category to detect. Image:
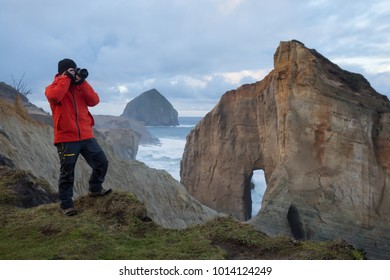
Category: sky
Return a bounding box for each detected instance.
[1,0,390,117]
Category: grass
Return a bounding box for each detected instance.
[0,191,365,260]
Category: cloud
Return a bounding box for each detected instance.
[180,76,209,89]
[117,85,129,94]
[1,0,390,117]
[217,69,269,85]
[332,56,390,74]
[212,0,246,14]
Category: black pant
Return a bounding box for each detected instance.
[56,138,108,209]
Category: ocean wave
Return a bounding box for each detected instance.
[178,124,196,128]
[137,137,186,180]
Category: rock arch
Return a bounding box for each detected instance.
[180,40,390,259]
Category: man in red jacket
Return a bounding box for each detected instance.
[46,58,111,216]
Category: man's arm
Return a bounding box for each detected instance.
[45,74,72,104]
[79,81,100,107]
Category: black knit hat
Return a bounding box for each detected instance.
[58,58,77,74]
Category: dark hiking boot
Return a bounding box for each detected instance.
[62,207,78,216]
[89,188,112,197]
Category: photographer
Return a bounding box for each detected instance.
[45,58,111,216]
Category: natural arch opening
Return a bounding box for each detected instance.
[250,169,267,218]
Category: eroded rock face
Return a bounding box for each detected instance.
[94,114,158,144]
[98,128,140,161]
[180,40,390,258]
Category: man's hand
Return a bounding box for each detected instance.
[74,74,82,83]
[63,67,85,85]
[64,68,75,79]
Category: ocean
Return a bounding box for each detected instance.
[136,117,266,217]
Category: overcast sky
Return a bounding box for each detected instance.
[1,0,390,117]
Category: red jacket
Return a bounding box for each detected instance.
[45,74,100,144]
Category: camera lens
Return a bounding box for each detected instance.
[75,68,89,79]
[78,68,89,79]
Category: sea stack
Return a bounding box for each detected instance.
[121,88,179,126]
[180,40,390,259]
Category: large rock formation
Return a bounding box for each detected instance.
[122,89,179,126]
[0,95,217,229]
[180,40,390,259]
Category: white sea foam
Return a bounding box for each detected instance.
[137,138,185,180]
[177,124,197,128]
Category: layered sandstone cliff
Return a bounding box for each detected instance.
[180,40,390,259]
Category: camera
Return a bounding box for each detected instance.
[74,68,89,79]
